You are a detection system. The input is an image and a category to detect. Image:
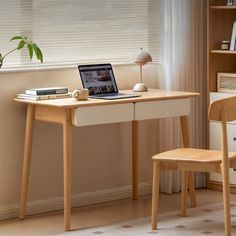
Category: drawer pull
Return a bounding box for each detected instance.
[233,138,236,141]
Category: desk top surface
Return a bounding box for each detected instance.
[14,89,199,108]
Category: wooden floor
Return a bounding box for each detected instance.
[0,189,236,235]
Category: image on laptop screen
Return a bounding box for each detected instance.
[79,64,118,95]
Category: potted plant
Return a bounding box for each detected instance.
[0,36,43,68]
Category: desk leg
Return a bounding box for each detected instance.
[180,116,197,208]
[132,120,139,200]
[19,104,35,219]
[63,109,72,231]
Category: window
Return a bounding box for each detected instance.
[0,0,161,68]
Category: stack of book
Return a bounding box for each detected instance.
[17,87,72,100]
[227,0,236,6]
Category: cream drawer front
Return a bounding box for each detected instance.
[72,103,134,126]
[210,170,236,186]
[210,122,236,185]
[134,98,190,120]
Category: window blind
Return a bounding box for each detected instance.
[0,0,161,68]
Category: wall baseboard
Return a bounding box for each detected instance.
[0,182,152,220]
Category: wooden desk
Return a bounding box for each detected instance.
[15,89,199,231]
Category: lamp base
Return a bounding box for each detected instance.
[133,83,148,92]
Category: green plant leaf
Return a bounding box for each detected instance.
[27,44,33,60]
[36,45,43,63]
[2,35,43,64]
[31,43,39,58]
[32,43,43,63]
[17,40,26,50]
[10,36,24,41]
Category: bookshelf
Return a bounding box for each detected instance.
[208,0,236,92]
[208,0,236,192]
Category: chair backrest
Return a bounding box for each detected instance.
[208,96,236,165]
[208,96,236,122]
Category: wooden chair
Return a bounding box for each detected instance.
[151,96,236,236]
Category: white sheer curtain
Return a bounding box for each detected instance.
[158,0,207,193]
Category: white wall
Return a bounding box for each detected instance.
[0,63,160,218]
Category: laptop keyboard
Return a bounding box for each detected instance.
[92,93,124,97]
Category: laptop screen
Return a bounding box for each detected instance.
[78,64,118,95]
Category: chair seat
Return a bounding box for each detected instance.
[152,148,236,163]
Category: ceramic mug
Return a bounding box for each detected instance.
[72,89,89,101]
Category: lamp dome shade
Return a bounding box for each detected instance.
[132,48,152,65]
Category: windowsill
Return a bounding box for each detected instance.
[0,62,159,74]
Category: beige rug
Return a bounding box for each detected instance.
[58,202,236,236]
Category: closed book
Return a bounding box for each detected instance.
[25,87,68,95]
[230,21,236,50]
[16,92,72,101]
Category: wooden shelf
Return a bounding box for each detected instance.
[207,0,236,92]
[211,6,236,9]
[211,50,236,54]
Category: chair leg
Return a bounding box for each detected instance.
[188,172,197,208]
[151,161,160,230]
[179,116,196,208]
[221,165,231,236]
[181,170,188,217]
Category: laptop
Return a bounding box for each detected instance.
[78,64,140,100]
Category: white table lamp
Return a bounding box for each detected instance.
[132,48,152,92]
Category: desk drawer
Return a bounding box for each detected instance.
[72,103,134,126]
[134,98,190,120]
